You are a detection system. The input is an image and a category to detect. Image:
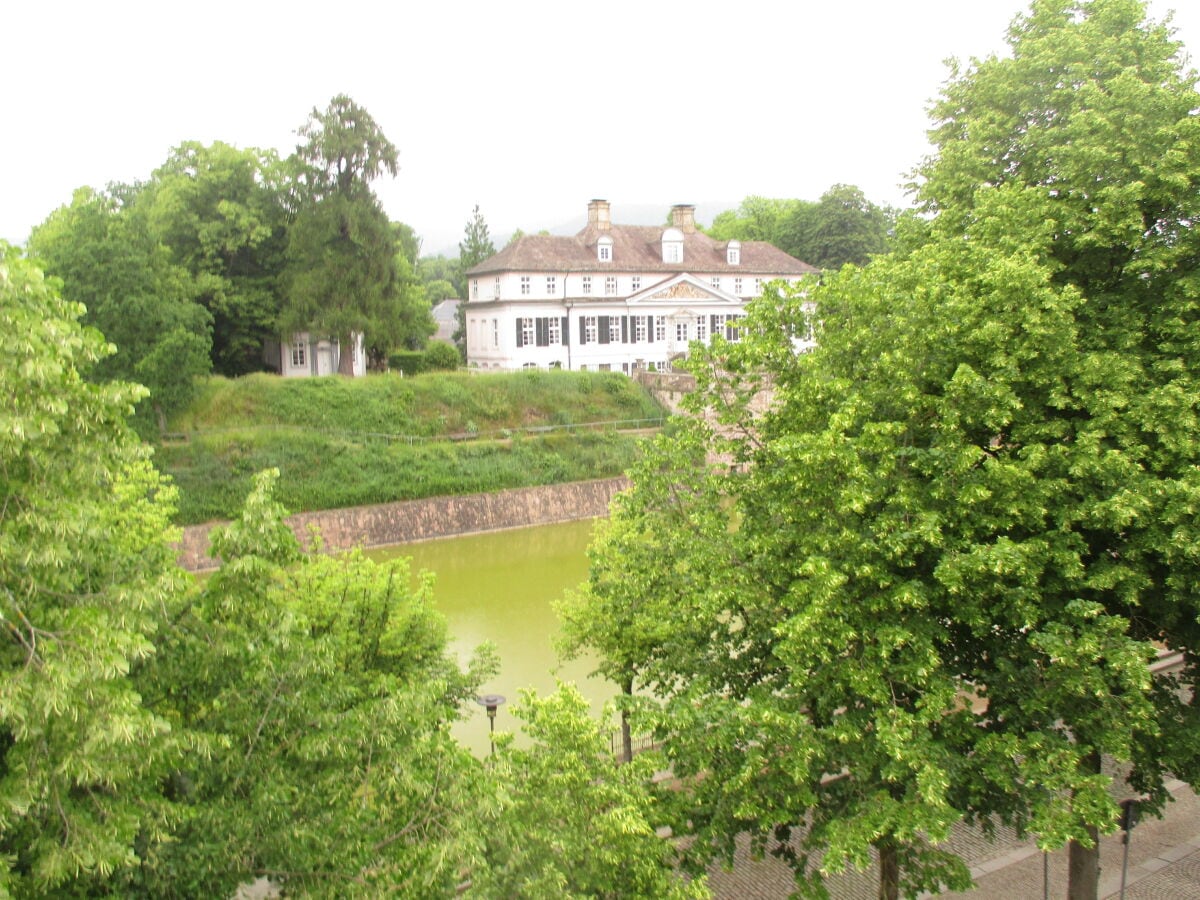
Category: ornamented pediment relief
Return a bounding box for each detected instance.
[650,283,709,301]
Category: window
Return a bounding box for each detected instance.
[676,321,689,342]
[584,315,598,343]
[634,317,648,342]
[710,276,721,290]
[520,276,531,295]
[471,279,479,300]
[695,316,707,342]
[290,340,306,368]
[521,317,535,346]
[547,317,561,344]
[598,236,613,262]
[605,276,617,295]
[546,275,557,295]
[582,276,592,295]
[662,227,684,263]
[522,362,539,370]
[727,241,741,265]
[493,277,500,299]
[631,276,641,292]
[754,278,763,295]
[655,317,666,341]
[733,277,743,295]
[492,318,499,347]
[608,317,621,343]
[599,363,611,371]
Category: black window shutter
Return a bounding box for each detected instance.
[646,315,655,343]
[561,317,569,344]
[621,316,629,343]
[598,315,610,344]
[579,317,587,345]
[536,318,549,346]
[515,318,524,347]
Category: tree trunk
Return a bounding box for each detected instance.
[1068,750,1103,900]
[620,677,633,764]
[877,838,900,900]
[1067,824,1100,900]
[338,333,355,376]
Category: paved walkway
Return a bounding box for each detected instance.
[708,780,1200,899]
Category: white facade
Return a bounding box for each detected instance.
[463,200,817,373]
[276,332,366,377]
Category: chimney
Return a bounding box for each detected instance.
[671,204,697,234]
[588,199,612,231]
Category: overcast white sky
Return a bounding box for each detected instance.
[4,0,1197,255]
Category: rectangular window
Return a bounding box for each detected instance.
[599,363,611,371]
[631,276,641,292]
[492,318,499,347]
[754,278,763,294]
[494,277,501,299]
[634,317,647,342]
[710,276,721,290]
[725,315,742,342]
[520,276,531,295]
[521,317,535,346]
[655,317,666,341]
[546,275,557,295]
[676,322,689,342]
[584,315,598,344]
[471,280,479,300]
[734,277,743,295]
[599,244,611,261]
[609,317,621,343]
[547,316,561,345]
[695,316,707,342]
[582,275,592,295]
[291,341,306,368]
[605,276,617,295]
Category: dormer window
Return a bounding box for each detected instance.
[727,240,741,265]
[662,227,684,264]
[598,235,613,262]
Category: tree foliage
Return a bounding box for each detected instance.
[454,205,496,356]
[0,246,189,893]
[142,141,289,376]
[27,187,213,432]
[283,95,432,372]
[574,3,1200,898]
[472,685,708,899]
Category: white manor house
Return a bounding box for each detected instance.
[464,200,817,373]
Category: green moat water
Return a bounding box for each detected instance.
[367,518,616,755]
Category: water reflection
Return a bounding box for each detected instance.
[368,519,616,755]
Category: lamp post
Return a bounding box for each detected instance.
[475,693,506,757]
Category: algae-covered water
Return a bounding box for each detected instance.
[368,519,617,755]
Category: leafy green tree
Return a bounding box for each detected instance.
[141,141,289,376]
[283,95,421,373]
[705,195,804,246]
[0,246,189,893]
[471,685,709,899]
[912,1,1200,892]
[134,470,496,897]
[27,186,212,432]
[780,183,892,269]
[573,5,1200,898]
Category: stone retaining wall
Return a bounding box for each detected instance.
[176,477,630,572]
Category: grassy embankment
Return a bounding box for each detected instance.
[157,370,666,525]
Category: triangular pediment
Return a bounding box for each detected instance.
[628,273,742,305]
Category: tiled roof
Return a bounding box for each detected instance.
[465,223,817,277]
